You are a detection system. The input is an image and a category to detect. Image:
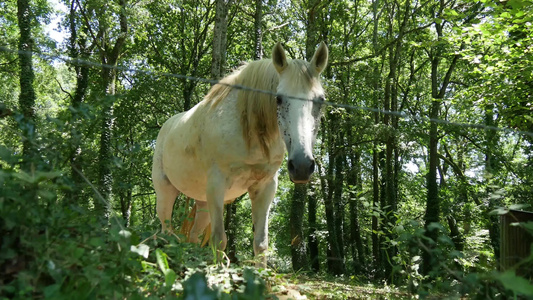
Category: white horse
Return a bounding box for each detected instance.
[152,42,328,267]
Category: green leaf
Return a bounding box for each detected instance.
[500,12,511,18]
[89,237,105,248]
[507,0,527,9]
[427,222,444,232]
[12,170,62,184]
[156,248,169,273]
[444,8,459,17]
[164,269,177,287]
[183,272,217,299]
[73,247,85,259]
[43,284,61,298]
[37,190,56,200]
[521,221,533,234]
[497,270,533,296]
[509,204,530,210]
[515,10,525,18]
[0,145,18,165]
[490,207,509,215]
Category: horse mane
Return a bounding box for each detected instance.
[205,59,281,158]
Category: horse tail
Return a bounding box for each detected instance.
[180,203,197,240]
[179,202,211,246]
[201,224,211,247]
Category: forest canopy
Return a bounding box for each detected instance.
[1,0,533,298]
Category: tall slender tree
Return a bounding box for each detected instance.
[77,0,129,214]
[381,0,411,278]
[253,0,263,60]
[307,188,320,272]
[17,0,36,171]
[65,0,92,202]
[422,0,461,275]
[323,109,345,275]
[370,0,383,277]
[211,0,230,80]
[290,184,309,270]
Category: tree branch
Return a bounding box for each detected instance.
[55,78,73,101]
[109,0,128,65]
[330,22,433,66]
[75,0,102,52]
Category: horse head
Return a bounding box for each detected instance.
[272,42,328,183]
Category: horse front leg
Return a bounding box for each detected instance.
[206,166,227,263]
[249,176,277,268]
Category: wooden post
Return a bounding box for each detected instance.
[500,209,533,278]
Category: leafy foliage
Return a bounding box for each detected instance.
[0,157,273,298]
[1,0,533,298]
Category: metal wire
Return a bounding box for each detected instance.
[2,45,532,138]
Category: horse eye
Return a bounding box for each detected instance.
[276,96,283,106]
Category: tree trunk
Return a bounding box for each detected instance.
[17,0,37,171]
[66,2,91,202]
[442,145,468,252]
[422,71,442,275]
[347,148,365,274]
[333,131,345,263]
[290,184,308,271]
[382,32,397,283]
[324,112,345,275]
[383,61,395,279]
[484,106,500,265]
[95,0,128,215]
[225,196,240,263]
[308,190,320,272]
[447,216,463,251]
[382,0,409,279]
[370,0,382,278]
[422,12,460,275]
[182,26,210,110]
[305,0,319,61]
[253,0,263,60]
[96,73,116,215]
[372,142,381,277]
[119,190,133,227]
[211,0,229,81]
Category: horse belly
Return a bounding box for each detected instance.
[162,157,253,202]
[163,157,278,202]
[162,156,210,201]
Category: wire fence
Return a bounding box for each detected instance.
[2,45,533,139]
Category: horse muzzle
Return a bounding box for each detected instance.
[287,154,315,184]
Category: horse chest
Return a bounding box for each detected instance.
[227,161,280,189]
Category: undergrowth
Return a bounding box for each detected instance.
[0,149,274,299]
[2,146,533,299]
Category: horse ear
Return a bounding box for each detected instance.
[310,42,328,75]
[272,42,288,74]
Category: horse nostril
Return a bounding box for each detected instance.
[309,160,315,174]
[288,159,295,173]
